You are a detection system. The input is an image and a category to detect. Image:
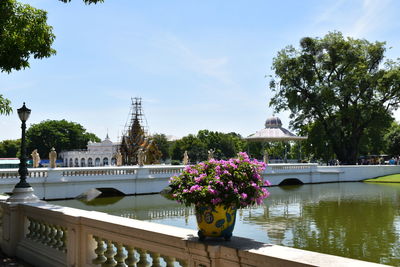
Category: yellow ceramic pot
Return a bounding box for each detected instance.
[195,205,237,241]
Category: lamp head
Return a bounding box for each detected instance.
[17,102,31,122]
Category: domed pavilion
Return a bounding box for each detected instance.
[245,116,307,163]
[246,116,307,142]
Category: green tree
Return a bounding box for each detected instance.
[171,134,207,163]
[197,130,246,159]
[384,122,400,156]
[152,133,171,162]
[0,139,20,158]
[270,31,400,164]
[26,120,100,158]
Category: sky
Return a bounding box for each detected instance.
[1,0,400,142]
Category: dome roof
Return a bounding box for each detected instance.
[265,116,282,128]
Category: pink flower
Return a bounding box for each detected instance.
[264,180,271,186]
[208,186,218,195]
[241,193,248,200]
[211,198,222,205]
[190,185,203,192]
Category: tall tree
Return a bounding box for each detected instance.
[0,139,20,158]
[152,133,171,162]
[384,122,400,157]
[270,31,400,164]
[25,120,100,157]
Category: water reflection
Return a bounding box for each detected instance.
[50,182,400,265]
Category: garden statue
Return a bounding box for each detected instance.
[183,150,189,165]
[263,150,269,164]
[31,149,40,168]
[137,148,146,166]
[49,147,57,168]
[208,149,215,160]
[116,151,123,166]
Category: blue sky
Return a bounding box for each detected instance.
[1,0,400,142]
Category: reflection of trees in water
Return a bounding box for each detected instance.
[240,189,400,266]
[294,200,400,266]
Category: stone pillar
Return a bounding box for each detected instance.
[0,202,24,257]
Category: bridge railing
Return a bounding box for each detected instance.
[0,168,48,179]
[267,163,316,171]
[0,201,384,267]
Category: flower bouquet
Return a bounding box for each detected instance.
[167,152,270,240]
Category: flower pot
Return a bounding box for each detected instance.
[195,205,237,241]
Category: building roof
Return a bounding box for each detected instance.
[246,116,307,142]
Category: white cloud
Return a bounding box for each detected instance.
[348,0,392,37]
[162,34,237,87]
[311,0,393,38]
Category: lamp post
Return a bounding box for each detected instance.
[325,141,329,166]
[8,103,38,202]
[16,103,31,188]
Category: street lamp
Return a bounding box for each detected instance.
[15,103,31,188]
[325,141,329,166]
[8,103,38,202]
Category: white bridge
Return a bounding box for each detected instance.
[1,164,400,200]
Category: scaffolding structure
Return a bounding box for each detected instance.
[119,97,161,165]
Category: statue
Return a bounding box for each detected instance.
[116,151,123,166]
[31,149,40,168]
[137,148,146,166]
[49,147,57,168]
[208,149,215,160]
[263,150,269,164]
[183,150,189,165]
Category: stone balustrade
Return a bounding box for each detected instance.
[0,164,400,200]
[0,201,385,267]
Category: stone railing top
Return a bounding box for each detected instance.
[8,201,386,267]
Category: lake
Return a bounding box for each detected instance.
[50,182,400,266]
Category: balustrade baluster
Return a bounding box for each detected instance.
[113,242,127,267]
[54,225,63,250]
[45,223,55,246]
[60,227,67,252]
[136,248,150,267]
[31,219,40,241]
[49,225,59,249]
[38,222,47,244]
[124,245,137,267]
[149,252,161,267]
[92,236,107,265]
[26,217,34,239]
[165,256,176,267]
[102,240,117,267]
[44,223,53,245]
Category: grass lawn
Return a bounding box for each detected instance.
[364,174,400,183]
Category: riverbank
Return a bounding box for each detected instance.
[364,173,400,183]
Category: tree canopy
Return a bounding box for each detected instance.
[171,130,246,163]
[270,31,400,164]
[0,139,20,158]
[384,122,400,157]
[26,120,100,158]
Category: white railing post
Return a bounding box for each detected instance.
[0,202,24,257]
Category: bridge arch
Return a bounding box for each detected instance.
[278,178,304,186]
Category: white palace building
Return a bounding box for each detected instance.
[59,135,120,167]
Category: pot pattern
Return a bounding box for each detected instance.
[195,205,237,241]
